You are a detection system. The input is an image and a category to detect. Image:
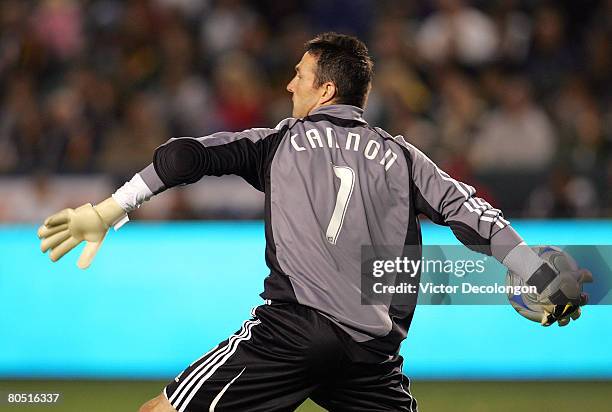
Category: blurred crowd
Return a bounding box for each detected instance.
[0,0,610,221]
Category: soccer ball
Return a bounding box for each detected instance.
[505,246,578,323]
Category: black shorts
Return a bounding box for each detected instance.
[164,302,417,412]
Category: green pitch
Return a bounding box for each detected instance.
[0,380,610,411]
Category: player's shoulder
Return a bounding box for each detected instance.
[371,127,417,152]
[369,127,434,168]
[239,118,299,142]
[274,117,300,131]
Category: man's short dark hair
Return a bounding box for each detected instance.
[305,32,373,108]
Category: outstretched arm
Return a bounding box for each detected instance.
[38,121,292,268]
[399,139,589,325]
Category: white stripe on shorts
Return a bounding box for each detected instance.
[209,366,246,411]
[169,320,257,407]
[178,321,259,412]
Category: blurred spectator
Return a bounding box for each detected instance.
[306,0,375,40]
[435,68,485,161]
[0,74,42,173]
[416,0,498,66]
[97,92,167,178]
[212,52,266,131]
[200,0,255,57]
[583,26,612,101]
[470,76,555,173]
[492,0,532,63]
[32,0,84,61]
[0,0,609,220]
[525,5,573,100]
[375,59,431,119]
[154,0,208,20]
[552,76,606,177]
[525,169,600,218]
[43,84,92,172]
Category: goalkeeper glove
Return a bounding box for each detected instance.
[530,264,592,327]
[37,197,127,269]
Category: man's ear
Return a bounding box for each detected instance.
[319,82,337,105]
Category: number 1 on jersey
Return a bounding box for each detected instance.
[326,165,355,244]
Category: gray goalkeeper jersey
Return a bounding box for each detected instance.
[138,104,522,356]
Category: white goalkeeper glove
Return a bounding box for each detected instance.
[37,197,127,269]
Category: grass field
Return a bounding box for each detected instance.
[1,380,610,411]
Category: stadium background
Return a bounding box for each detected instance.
[1,0,610,411]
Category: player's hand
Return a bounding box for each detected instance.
[37,197,126,269]
[540,268,592,327]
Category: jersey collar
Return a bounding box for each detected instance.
[308,104,367,124]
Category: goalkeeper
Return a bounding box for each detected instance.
[38,33,590,412]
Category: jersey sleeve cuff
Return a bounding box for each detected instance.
[502,242,547,282]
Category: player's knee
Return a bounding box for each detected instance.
[138,394,177,412]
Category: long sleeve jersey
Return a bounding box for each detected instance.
[133,104,526,355]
